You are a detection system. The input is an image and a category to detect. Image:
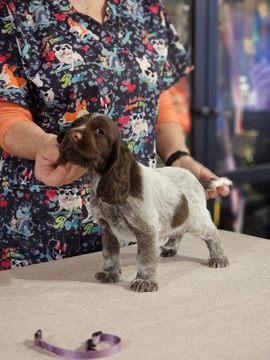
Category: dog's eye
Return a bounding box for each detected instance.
[94,127,105,135]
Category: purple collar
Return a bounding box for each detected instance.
[34,330,121,359]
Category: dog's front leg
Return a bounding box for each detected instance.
[95,219,121,284]
[131,230,159,292]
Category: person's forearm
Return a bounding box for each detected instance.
[3,121,54,160]
[156,122,190,163]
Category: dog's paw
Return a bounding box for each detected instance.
[159,246,177,258]
[95,270,120,283]
[208,256,229,268]
[130,278,158,292]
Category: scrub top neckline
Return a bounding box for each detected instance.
[60,0,114,28]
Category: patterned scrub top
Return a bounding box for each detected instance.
[0,0,190,269]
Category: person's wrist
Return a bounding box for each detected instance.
[35,133,58,161]
[36,133,57,149]
[165,150,191,167]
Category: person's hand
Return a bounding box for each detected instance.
[171,155,230,200]
[34,134,88,187]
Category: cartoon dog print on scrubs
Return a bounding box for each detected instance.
[67,18,100,40]
[129,112,149,141]
[41,88,55,104]
[135,55,158,88]
[16,166,33,186]
[97,48,125,72]
[0,64,27,89]
[59,100,89,125]
[11,258,29,267]
[53,43,85,71]
[6,204,34,237]
[28,1,50,25]
[24,11,35,26]
[55,188,82,218]
[125,0,143,20]
[46,238,67,261]
[151,38,168,60]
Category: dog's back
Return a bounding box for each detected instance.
[138,164,212,240]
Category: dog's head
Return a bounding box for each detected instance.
[57,113,134,205]
[53,44,73,60]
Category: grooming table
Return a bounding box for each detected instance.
[1,230,270,359]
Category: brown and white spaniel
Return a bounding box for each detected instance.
[57,113,231,292]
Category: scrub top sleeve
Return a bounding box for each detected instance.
[159,2,193,92]
[0,7,32,111]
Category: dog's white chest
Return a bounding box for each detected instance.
[90,197,137,243]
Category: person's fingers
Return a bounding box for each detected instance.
[217,184,230,197]
[35,164,67,186]
[206,189,219,200]
[60,164,87,185]
[35,161,87,187]
[205,185,230,200]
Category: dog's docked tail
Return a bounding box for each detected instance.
[200,177,233,191]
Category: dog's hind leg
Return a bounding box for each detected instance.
[95,219,122,284]
[204,235,229,268]
[189,214,229,268]
[159,235,183,257]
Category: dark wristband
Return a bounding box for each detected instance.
[165,150,191,166]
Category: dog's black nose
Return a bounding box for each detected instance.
[69,131,82,142]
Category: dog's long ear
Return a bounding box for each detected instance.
[96,141,132,205]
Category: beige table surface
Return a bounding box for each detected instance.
[1,230,270,360]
